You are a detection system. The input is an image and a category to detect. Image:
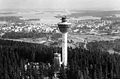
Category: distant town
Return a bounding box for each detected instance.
[0,9,120,47]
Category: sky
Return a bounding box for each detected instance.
[0,0,120,10]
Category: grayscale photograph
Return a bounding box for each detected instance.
[0,0,120,79]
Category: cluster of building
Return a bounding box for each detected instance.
[0,22,59,34]
[70,17,120,35]
[0,16,120,36]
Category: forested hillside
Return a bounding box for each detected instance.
[0,39,120,79]
[87,39,120,52]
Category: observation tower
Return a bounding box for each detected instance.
[57,16,71,67]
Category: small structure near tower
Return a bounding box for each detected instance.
[54,53,61,72]
[57,16,71,68]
